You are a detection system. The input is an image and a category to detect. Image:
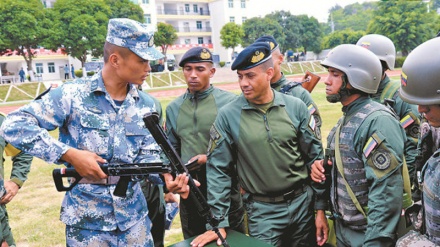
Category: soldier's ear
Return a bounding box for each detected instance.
[109,53,119,68]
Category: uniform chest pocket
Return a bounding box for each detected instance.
[78,111,110,152]
[124,121,150,148]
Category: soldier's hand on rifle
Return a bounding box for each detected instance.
[311,159,331,183]
[186,154,207,171]
[191,228,227,247]
[163,173,200,199]
[61,148,107,181]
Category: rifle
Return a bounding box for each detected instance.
[281,71,321,94]
[143,112,230,247]
[52,162,171,197]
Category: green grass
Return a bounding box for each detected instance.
[3,79,345,246]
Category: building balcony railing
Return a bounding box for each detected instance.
[157,8,210,16]
[173,26,212,32]
[167,43,213,51]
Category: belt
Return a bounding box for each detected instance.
[78,176,120,185]
[250,184,308,203]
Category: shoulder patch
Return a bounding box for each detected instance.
[363,136,378,158]
[308,104,316,115]
[400,114,415,129]
[207,125,222,155]
[308,116,316,131]
[372,149,391,170]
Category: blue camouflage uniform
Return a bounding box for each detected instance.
[0,18,164,247]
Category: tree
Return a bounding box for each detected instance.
[265,11,301,53]
[326,2,377,33]
[297,15,323,54]
[48,0,111,76]
[220,22,244,59]
[153,22,178,69]
[0,0,51,81]
[242,17,284,48]
[105,0,144,22]
[367,1,435,56]
[321,29,366,50]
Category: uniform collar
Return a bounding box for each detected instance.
[90,72,140,100]
[241,89,285,110]
[183,85,214,100]
[271,73,288,89]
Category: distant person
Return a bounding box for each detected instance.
[70,64,75,79]
[18,68,25,83]
[63,64,69,79]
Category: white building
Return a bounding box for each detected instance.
[0,0,250,82]
[133,0,250,64]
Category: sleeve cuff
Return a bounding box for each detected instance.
[10,178,24,188]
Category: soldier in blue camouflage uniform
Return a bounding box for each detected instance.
[0,18,164,246]
[255,35,323,140]
[396,38,440,247]
[311,44,406,246]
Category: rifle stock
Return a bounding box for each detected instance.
[301,71,321,93]
[143,112,229,247]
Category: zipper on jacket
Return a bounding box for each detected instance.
[263,114,273,142]
[192,93,198,136]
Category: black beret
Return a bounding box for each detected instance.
[179,47,213,67]
[231,42,272,71]
[255,35,279,52]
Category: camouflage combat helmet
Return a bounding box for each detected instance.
[356,34,396,70]
[400,38,440,105]
[321,44,382,94]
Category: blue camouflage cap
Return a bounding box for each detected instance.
[179,47,213,67]
[255,35,279,52]
[231,42,272,71]
[106,18,164,61]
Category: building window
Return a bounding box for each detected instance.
[229,16,235,23]
[142,0,149,3]
[48,62,55,73]
[185,4,190,12]
[228,0,233,8]
[241,0,246,8]
[242,17,247,23]
[196,21,202,29]
[185,39,191,44]
[193,4,198,13]
[144,14,151,24]
[36,63,43,74]
[198,37,203,44]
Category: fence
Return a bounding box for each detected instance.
[144,60,326,89]
[0,60,327,103]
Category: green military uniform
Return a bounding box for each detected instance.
[327,97,405,246]
[371,75,419,179]
[207,90,324,246]
[0,113,32,246]
[271,73,322,139]
[166,85,245,239]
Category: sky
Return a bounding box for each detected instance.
[248,0,377,23]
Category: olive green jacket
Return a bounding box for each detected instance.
[0,114,32,188]
[207,90,324,228]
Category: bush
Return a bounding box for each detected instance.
[395,56,406,69]
[87,71,95,76]
[74,70,83,78]
[219,61,225,67]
